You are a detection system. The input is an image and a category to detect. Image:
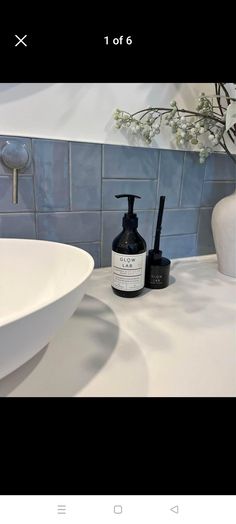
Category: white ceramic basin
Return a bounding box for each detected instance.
[0,239,94,379]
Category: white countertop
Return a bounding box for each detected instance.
[0,254,236,397]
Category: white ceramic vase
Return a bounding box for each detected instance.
[211,190,236,278]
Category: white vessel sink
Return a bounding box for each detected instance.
[0,239,94,379]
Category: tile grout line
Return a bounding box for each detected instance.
[70,241,101,245]
[196,154,207,255]
[0,174,34,177]
[152,233,198,239]
[68,142,72,211]
[0,206,215,215]
[31,139,38,239]
[178,151,186,207]
[102,177,158,180]
[203,180,236,184]
[152,149,161,239]
[100,144,104,267]
[0,174,234,182]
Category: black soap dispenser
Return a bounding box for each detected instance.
[111,194,147,297]
[145,195,171,289]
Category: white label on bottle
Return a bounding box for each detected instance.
[112,251,146,292]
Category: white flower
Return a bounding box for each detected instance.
[131,124,141,134]
[113,86,234,161]
[149,130,156,138]
[113,109,121,119]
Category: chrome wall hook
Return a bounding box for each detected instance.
[1,141,30,204]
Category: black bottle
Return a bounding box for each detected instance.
[111,194,147,298]
[145,249,171,289]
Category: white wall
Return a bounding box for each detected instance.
[0,83,224,149]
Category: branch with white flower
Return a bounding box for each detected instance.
[113,84,236,164]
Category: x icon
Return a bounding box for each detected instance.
[14,35,27,47]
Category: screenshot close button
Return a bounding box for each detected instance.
[14,35,28,47]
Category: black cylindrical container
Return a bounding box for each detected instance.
[145,249,170,289]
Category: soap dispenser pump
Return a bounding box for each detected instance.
[111,194,147,297]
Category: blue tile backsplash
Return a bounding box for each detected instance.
[205,153,236,181]
[70,142,102,211]
[201,181,235,207]
[37,212,101,243]
[103,144,159,179]
[157,150,184,208]
[33,139,70,212]
[0,176,35,212]
[0,213,36,239]
[1,134,236,267]
[160,209,199,236]
[180,152,205,207]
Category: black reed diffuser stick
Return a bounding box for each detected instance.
[154,195,165,253]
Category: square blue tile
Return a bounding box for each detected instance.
[69,242,101,268]
[33,139,70,211]
[102,179,157,210]
[201,181,235,207]
[71,142,102,210]
[0,136,33,175]
[0,176,34,212]
[37,212,101,243]
[101,210,154,266]
[196,207,215,255]
[103,144,159,179]
[157,150,184,208]
[155,234,197,259]
[0,213,36,238]
[180,152,205,207]
[205,152,236,181]
[157,209,199,236]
